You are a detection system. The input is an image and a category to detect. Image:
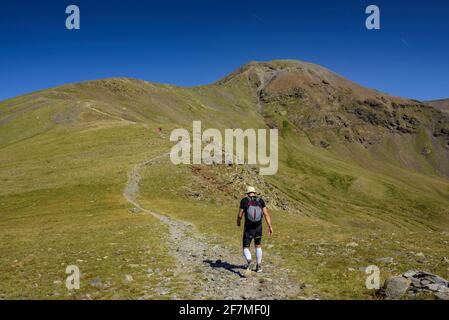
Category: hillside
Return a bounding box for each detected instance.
[1,60,449,300]
[425,99,449,113]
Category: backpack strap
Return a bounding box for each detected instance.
[247,196,262,208]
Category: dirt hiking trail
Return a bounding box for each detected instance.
[123,151,303,299]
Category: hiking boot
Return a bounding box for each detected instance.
[243,261,252,277]
[255,264,263,273]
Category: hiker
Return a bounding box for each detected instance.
[237,186,273,273]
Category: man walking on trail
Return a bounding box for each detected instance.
[237,186,273,274]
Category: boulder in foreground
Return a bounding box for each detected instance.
[381,270,449,300]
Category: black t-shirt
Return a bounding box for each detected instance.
[240,196,266,227]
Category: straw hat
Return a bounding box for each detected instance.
[246,186,256,194]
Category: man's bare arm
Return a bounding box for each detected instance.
[263,207,273,236]
[237,209,244,227]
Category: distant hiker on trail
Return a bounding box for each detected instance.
[237,186,273,274]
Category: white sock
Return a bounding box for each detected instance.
[243,248,252,264]
[256,247,262,265]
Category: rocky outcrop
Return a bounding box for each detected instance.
[187,163,301,214]
[381,270,449,300]
[382,276,411,299]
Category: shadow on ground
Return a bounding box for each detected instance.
[203,259,246,277]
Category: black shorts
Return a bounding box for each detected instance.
[243,223,262,247]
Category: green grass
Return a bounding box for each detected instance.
[0,184,178,300]
[0,121,183,299]
[137,154,449,299]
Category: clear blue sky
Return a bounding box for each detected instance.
[0,0,448,101]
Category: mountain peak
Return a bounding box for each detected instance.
[216,59,331,84]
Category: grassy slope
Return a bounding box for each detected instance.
[1,61,449,299]
[0,76,263,299]
[425,99,449,113]
[137,133,449,299]
[0,120,185,299]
